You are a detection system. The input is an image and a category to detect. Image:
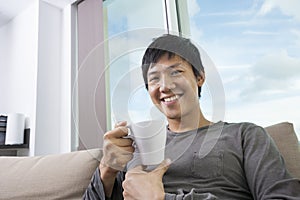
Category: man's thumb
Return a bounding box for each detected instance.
[153,158,172,177]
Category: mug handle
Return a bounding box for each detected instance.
[123,124,134,139]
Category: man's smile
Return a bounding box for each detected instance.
[160,94,181,105]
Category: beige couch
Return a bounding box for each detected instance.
[0,122,299,200]
[0,149,102,200]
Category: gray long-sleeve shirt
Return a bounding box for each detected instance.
[83,121,300,199]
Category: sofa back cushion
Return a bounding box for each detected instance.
[0,149,102,200]
[265,122,300,179]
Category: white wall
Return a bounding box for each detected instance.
[0,1,39,156]
[34,1,62,155]
[60,4,72,154]
[0,0,73,156]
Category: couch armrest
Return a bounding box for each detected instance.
[0,149,102,200]
[265,122,300,179]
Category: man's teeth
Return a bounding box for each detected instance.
[164,96,178,102]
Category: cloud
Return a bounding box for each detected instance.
[252,50,300,80]
[242,30,279,36]
[106,28,166,62]
[187,0,200,17]
[186,0,203,40]
[291,29,300,46]
[258,0,300,21]
[225,94,300,140]
[198,0,260,17]
[239,50,300,100]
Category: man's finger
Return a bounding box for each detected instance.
[105,126,129,139]
[128,165,146,173]
[114,121,127,128]
[152,158,171,177]
[112,138,133,147]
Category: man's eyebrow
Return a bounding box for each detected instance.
[148,62,182,76]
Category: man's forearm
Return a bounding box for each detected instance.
[99,164,119,197]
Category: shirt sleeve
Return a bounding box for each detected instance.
[242,124,300,199]
[82,168,125,200]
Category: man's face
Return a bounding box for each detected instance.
[147,54,204,120]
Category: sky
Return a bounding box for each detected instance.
[104,0,300,140]
[186,0,300,140]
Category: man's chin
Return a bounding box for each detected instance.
[165,113,181,120]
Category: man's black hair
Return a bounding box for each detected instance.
[141,34,205,97]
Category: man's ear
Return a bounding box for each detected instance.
[196,71,205,87]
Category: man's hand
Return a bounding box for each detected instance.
[100,121,134,197]
[122,159,171,200]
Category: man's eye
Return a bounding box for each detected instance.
[149,77,159,82]
[171,70,183,76]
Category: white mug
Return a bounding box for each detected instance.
[127,120,167,166]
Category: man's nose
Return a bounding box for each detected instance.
[159,75,175,92]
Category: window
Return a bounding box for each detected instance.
[181,0,300,139]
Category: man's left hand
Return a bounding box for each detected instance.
[122,159,171,200]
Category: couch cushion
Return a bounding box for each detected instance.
[265,122,300,179]
[0,149,102,200]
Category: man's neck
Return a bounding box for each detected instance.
[167,110,211,133]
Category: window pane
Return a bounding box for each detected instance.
[183,0,300,140]
[103,0,168,128]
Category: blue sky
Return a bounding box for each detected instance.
[187,0,300,139]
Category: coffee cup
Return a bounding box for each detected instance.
[127,120,166,166]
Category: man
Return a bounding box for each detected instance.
[84,34,300,199]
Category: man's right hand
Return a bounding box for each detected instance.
[99,121,134,197]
